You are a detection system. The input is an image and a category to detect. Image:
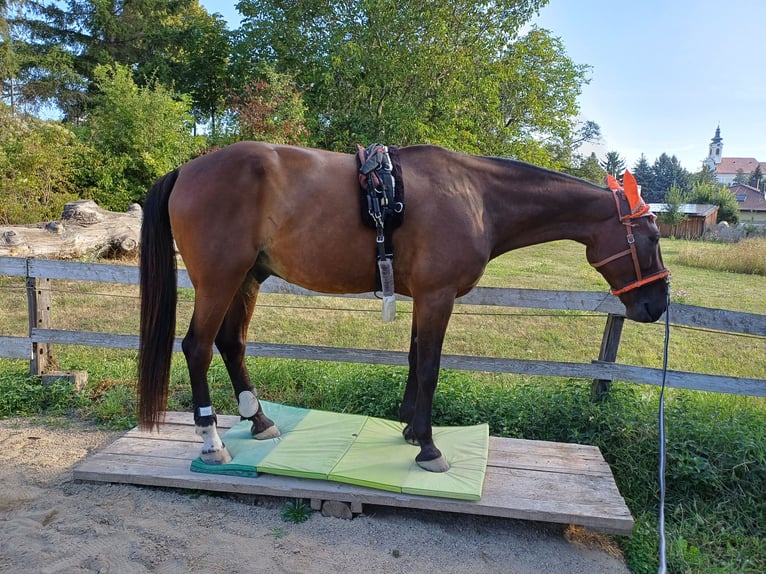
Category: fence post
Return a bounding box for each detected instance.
[591,313,625,400]
[26,270,52,376]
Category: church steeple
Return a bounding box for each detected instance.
[704,125,723,172]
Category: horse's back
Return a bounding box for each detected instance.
[168,143,377,292]
[168,142,492,297]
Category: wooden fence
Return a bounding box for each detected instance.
[1,256,765,398]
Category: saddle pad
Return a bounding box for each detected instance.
[190,401,489,501]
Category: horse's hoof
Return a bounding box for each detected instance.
[252,424,280,440]
[416,455,450,473]
[402,425,418,446]
[200,446,232,465]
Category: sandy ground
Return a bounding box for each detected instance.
[0,417,631,574]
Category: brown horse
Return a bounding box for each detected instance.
[138,142,668,472]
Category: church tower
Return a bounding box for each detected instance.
[703,125,723,171]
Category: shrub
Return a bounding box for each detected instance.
[689,182,740,224]
[76,64,204,211]
[0,105,82,223]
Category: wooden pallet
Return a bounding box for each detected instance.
[73,412,634,535]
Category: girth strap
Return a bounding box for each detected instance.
[356,143,405,321]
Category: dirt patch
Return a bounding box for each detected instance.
[0,417,630,573]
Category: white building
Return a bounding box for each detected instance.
[703,126,765,186]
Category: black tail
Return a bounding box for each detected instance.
[138,169,180,430]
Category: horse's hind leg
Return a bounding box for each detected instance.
[183,273,255,464]
[215,278,279,440]
[183,301,232,463]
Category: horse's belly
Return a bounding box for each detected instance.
[264,239,378,295]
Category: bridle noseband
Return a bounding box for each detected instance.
[591,190,670,296]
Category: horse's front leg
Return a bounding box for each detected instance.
[215,282,280,440]
[400,313,419,445]
[407,294,455,473]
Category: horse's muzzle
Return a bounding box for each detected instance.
[621,280,668,323]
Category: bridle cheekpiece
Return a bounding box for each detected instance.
[591,170,670,296]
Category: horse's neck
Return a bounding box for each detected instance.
[480,160,613,256]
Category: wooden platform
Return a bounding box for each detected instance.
[73,412,634,535]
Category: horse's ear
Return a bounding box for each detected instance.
[606,174,622,192]
[622,170,643,212]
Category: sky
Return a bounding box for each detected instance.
[200,0,766,172]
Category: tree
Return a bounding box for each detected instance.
[0,1,19,111]
[748,164,763,190]
[10,1,229,121]
[599,151,625,178]
[632,154,654,198]
[689,182,739,224]
[571,120,602,149]
[691,164,719,187]
[2,0,86,115]
[733,168,749,185]
[565,152,606,185]
[154,6,232,132]
[496,27,591,167]
[649,153,691,203]
[227,67,309,145]
[233,1,588,165]
[78,64,203,210]
[657,183,687,228]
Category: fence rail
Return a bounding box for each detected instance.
[1,256,765,398]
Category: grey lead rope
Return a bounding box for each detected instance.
[657,280,671,574]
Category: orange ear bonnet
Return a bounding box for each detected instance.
[606,174,621,192]
[606,170,651,219]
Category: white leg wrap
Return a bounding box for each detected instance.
[238,390,260,419]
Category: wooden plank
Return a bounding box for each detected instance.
[457,286,626,315]
[592,313,625,398]
[160,411,240,428]
[27,276,51,375]
[125,424,202,443]
[487,437,611,477]
[0,335,31,359]
[102,436,202,459]
[668,302,766,337]
[73,413,634,535]
[30,328,766,397]
[0,256,28,277]
[73,450,631,534]
[28,259,140,285]
[480,467,632,528]
[592,361,766,397]
[122,414,238,442]
[9,257,766,334]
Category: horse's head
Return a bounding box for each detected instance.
[587,171,669,323]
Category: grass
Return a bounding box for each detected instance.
[281,499,313,524]
[1,238,765,573]
[676,237,766,276]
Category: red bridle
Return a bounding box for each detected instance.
[591,190,670,296]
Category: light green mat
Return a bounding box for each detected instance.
[190,401,489,501]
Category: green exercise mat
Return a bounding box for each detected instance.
[190,401,488,501]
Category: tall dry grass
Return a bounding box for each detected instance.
[677,237,766,276]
